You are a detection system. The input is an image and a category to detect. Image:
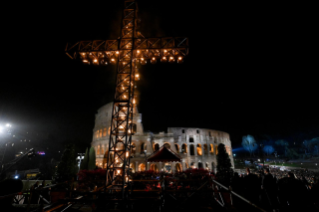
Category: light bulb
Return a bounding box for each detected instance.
[137,50,140,53]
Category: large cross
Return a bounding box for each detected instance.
[65,0,188,193]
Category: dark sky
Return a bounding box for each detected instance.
[1,0,318,155]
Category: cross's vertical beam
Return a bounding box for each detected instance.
[106,0,138,194]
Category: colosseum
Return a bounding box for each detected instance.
[91,102,234,173]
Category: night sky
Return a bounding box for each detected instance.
[1,0,318,159]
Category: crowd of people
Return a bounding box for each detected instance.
[231,167,319,211]
[1,167,318,211]
[131,167,319,211]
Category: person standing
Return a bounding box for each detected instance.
[262,168,277,210]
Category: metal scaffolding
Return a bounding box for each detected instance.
[65,0,189,196]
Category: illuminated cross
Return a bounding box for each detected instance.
[65,0,188,193]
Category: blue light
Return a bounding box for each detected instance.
[14,175,18,179]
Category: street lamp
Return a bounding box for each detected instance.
[0,123,13,169]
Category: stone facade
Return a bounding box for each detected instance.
[91,102,234,173]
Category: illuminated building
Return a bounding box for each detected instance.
[92,102,234,173]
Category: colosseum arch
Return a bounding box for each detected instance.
[140,142,146,153]
[189,144,195,155]
[131,142,136,155]
[197,144,202,156]
[101,145,104,155]
[138,163,146,171]
[203,144,208,155]
[215,145,219,155]
[205,162,209,169]
[210,144,214,154]
[130,163,135,173]
[181,143,187,153]
[150,164,158,172]
[154,143,160,151]
[174,144,180,153]
[97,145,101,155]
[164,142,171,149]
[176,163,182,172]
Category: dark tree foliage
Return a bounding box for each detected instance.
[80,148,89,170]
[216,143,233,184]
[54,144,77,182]
[88,147,96,170]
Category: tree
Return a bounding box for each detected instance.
[242,135,258,157]
[54,145,77,182]
[88,147,96,170]
[263,145,275,155]
[216,143,233,184]
[80,148,89,170]
[303,137,319,154]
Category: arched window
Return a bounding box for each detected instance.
[138,163,146,171]
[197,144,202,156]
[130,163,135,173]
[101,145,104,155]
[189,137,194,143]
[103,128,107,137]
[141,143,146,153]
[196,130,200,134]
[215,145,219,155]
[181,144,187,153]
[133,124,137,133]
[175,144,179,152]
[176,163,182,172]
[203,144,208,154]
[131,142,136,154]
[154,143,160,151]
[99,129,102,138]
[210,144,214,154]
[97,145,101,155]
[190,144,195,155]
[150,164,158,172]
[185,162,189,168]
[209,131,211,137]
[164,143,171,149]
[182,129,185,133]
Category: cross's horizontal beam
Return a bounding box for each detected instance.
[65,37,189,60]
